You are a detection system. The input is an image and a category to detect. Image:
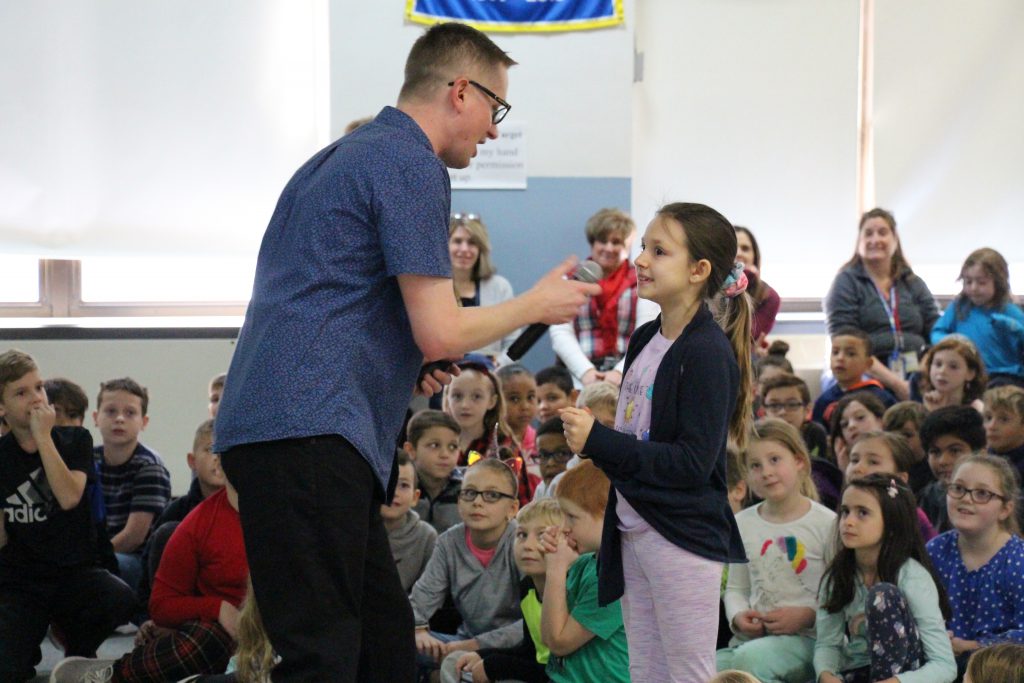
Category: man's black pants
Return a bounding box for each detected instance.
[222,436,415,683]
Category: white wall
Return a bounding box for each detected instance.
[632,0,861,298]
[329,0,634,177]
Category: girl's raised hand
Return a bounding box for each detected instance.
[560,407,595,454]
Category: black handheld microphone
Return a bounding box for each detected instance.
[499,260,603,364]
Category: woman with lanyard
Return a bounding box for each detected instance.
[550,208,658,387]
[449,213,518,360]
[824,207,939,399]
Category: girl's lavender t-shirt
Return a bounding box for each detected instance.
[614,330,673,531]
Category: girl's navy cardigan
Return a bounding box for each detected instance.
[582,304,748,606]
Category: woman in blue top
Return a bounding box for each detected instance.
[932,248,1024,389]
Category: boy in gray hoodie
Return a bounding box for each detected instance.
[383,450,437,592]
[410,458,525,676]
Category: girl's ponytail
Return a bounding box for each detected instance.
[721,290,754,449]
[657,202,755,449]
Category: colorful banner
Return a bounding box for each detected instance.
[406,0,624,33]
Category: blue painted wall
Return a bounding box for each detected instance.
[451,176,631,372]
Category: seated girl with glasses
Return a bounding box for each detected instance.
[926,454,1024,679]
[410,458,525,679]
[532,417,575,501]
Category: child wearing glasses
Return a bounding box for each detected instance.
[532,417,575,500]
[761,372,829,460]
[410,458,524,678]
[926,454,1024,678]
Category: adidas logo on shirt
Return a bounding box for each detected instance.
[3,467,52,524]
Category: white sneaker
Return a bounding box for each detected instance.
[49,656,115,683]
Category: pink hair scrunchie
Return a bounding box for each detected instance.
[721,262,748,299]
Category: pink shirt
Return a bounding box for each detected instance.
[613,331,673,531]
[465,528,497,568]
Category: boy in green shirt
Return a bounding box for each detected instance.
[541,461,629,683]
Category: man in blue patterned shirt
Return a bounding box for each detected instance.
[214,22,597,683]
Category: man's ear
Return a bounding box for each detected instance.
[690,258,712,285]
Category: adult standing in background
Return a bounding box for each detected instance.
[735,225,781,352]
[551,208,658,386]
[213,24,598,683]
[824,208,939,397]
[449,213,517,359]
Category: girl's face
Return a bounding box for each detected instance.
[589,230,631,276]
[961,264,996,308]
[847,436,899,482]
[448,226,480,275]
[634,216,698,307]
[735,230,756,270]
[840,401,882,447]
[857,217,898,265]
[929,349,975,395]
[839,486,885,553]
[446,370,497,431]
[745,439,806,504]
[947,461,1013,536]
[501,374,537,432]
[458,467,518,533]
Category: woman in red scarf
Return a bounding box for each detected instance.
[550,208,657,387]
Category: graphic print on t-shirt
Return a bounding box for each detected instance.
[753,534,813,611]
[3,466,55,524]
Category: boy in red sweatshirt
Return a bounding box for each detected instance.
[52,483,248,682]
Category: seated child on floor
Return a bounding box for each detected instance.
[52,481,248,683]
[541,461,629,683]
[927,454,1024,677]
[532,417,574,500]
[0,350,134,683]
[496,363,539,461]
[813,329,897,428]
[915,337,988,412]
[982,385,1024,481]
[384,450,437,592]
[918,405,987,532]
[93,377,171,594]
[761,372,829,460]
[814,474,956,683]
[410,459,525,674]
[845,430,937,542]
[407,409,464,535]
[446,499,565,683]
[882,401,932,495]
[717,419,834,683]
[445,362,536,505]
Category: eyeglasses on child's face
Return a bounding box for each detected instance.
[535,449,574,463]
[458,488,516,503]
[764,400,805,413]
[945,483,1006,504]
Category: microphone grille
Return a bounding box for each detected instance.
[575,261,604,284]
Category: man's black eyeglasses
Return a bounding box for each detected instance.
[458,488,516,503]
[448,80,511,124]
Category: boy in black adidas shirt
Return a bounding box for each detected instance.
[0,349,134,682]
